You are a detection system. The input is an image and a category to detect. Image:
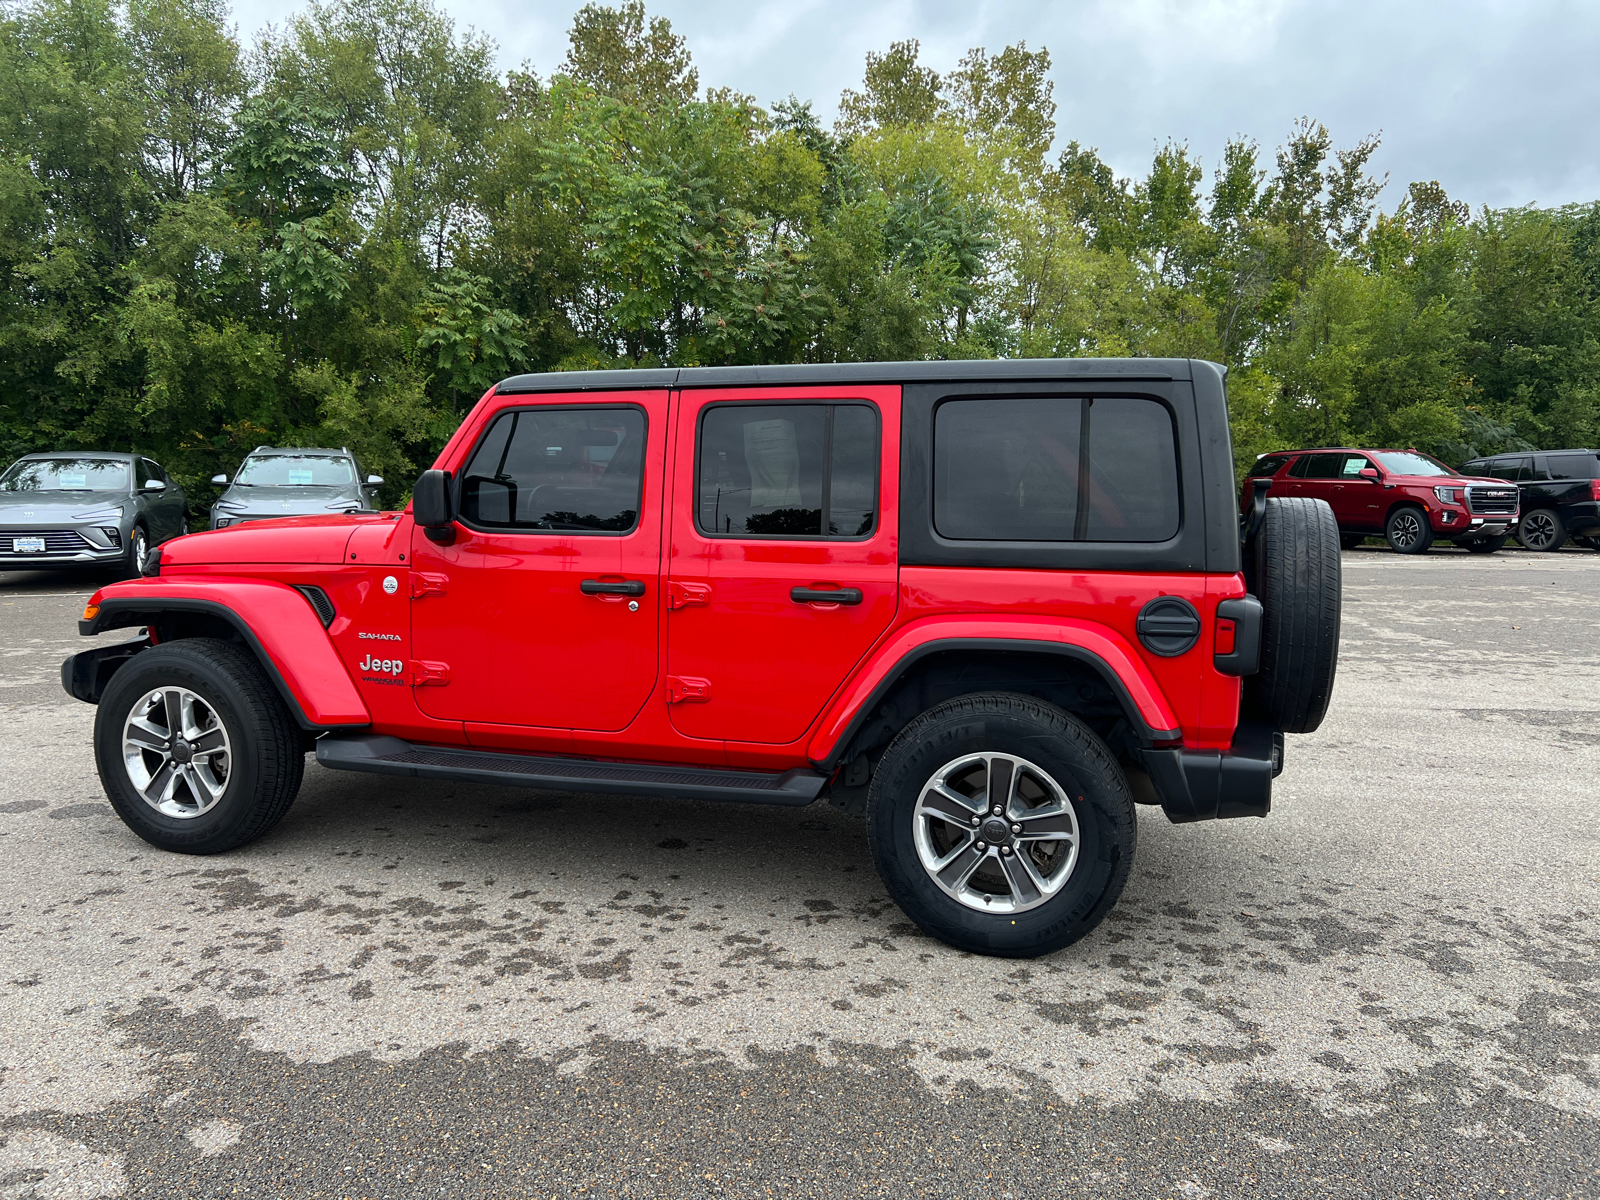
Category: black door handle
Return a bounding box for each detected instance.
[791,586,863,605]
[580,579,646,596]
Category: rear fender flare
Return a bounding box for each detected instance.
[807,618,1184,771]
[77,578,370,731]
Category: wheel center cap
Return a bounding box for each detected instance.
[980,817,1010,844]
[171,739,193,764]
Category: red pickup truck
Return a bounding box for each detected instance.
[63,361,1342,957]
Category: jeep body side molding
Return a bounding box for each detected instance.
[807,617,1184,770]
[73,576,370,730]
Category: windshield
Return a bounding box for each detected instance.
[0,457,130,491]
[234,454,355,487]
[1371,451,1457,477]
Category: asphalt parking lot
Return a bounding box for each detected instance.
[1,545,1597,1199]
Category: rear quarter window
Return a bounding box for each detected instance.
[1248,456,1288,478]
[932,396,1180,543]
[1545,452,1600,480]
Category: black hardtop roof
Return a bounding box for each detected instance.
[496,357,1204,394]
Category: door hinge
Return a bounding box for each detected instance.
[665,675,711,703]
[666,581,712,610]
[410,660,450,686]
[411,572,448,598]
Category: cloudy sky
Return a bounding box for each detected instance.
[229,0,1599,212]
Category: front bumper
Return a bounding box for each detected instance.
[1140,718,1282,823]
[1434,509,1513,537]
[0,525,125,567]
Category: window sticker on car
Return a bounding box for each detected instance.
[59,473,86,488]
[743,419,802,507]
[288,469,314,485]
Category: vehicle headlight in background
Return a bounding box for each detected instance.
[99,527,121,546]
[1433,486,1463,504]
[71,506,124,521]
[212,518,232,528]
[325,501,362,512]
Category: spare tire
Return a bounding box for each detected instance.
[1249,497,1341,734]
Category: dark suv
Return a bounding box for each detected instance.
[1243,448,1518,554]
[64,359,1343,958]
[1458,450,1600,552]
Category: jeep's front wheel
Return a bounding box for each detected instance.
[94,638,305,854]
[867,693,1135,958]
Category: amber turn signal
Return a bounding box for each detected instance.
[81,603,100,621]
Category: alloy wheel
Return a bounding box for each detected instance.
[121,687,232,818]
[912,752,1081,915]
[1521,511,1559,551]
[1389,512,1423,549]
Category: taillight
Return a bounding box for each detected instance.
[1215,618,1237,656]
[1590,479,1600,501]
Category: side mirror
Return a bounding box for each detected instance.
[1359,467,1379,479]
[366,475,384,486]
[141,478,167,492]
[412,469,455,544]
[211,474,229,485]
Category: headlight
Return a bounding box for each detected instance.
[1433,486,1463,504]
[72,506,123,521]
[212,517,232,528]
[325,501,362,511]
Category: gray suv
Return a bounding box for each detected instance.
[210,447,382,528]
[0,452,187,574]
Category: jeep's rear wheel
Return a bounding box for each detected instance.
[1385,506,1433,554]
[1251,496,1342,735]
[94,638,304,854]
[867,693,1134,958]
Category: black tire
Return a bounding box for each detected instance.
[1385,506,1433,554]
[118,524,149,580]
[1250,497,1341,735]
[867,692,1135,959]
[94,638,304,854]
[1339,534,1366,550]
[1456,533,1509,554]
[1516,508,1566,552]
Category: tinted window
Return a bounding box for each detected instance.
[1287,455,1312,478]
[1299,453,1347,480]
[1546,452,1600,479]
[1489,456,1530,482]
[696,403,878,538]
[0,457,130,491]
[236,454,356,487]
[136,458,158,487]
[1248,456,1288,478]
[460,407,646,533]
[933,396,1179,543]
[1462,460,1486,474]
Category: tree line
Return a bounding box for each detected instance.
[2,0,1597,508]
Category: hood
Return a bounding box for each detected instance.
[163,515,366,565]
[0,489,130,522]
[1388,472,1505,488]
[216,484,362,514]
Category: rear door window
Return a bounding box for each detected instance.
[933,396,1180,542]
[1297,453,1347,480]
[458,407,646,533]
[695,403,879,538]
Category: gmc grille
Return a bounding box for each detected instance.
[0,528,95,556]
[1467,486,1518,515]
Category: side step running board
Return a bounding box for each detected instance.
[316,734,826,807]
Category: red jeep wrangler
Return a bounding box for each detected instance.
[64,361,1341,957]
[1243,447,1519,554]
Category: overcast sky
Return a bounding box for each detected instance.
[231,0,1600,212]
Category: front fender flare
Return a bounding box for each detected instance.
[807,616,1183,770]
[75,576,370,730]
